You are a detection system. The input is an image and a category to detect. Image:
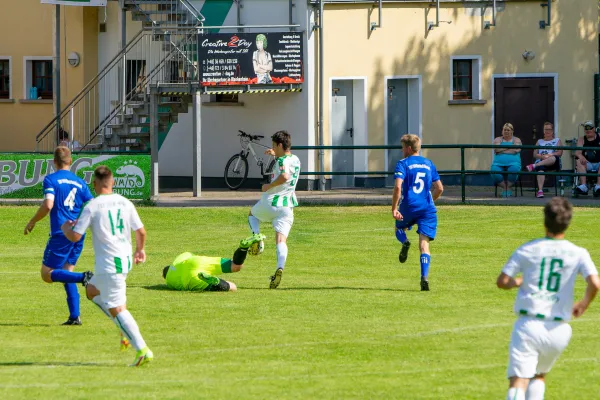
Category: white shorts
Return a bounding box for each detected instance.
[89,273,128,309]
[507,317,572,379]
[251,200,294,237]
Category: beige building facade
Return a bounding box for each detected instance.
[0,0,98,151]
[319,0,598,186]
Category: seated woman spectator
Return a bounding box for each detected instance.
[524,122,562,198]
[491,123,522,197]
[58,128,82,152]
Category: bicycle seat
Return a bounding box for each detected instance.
[238,130,247,136]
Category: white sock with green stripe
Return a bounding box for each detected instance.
[248,215,260,234]
[506,387,525,400]
[114,310,147,352]
[526,379,545,400]
[91,296,111,318]
[276,242,288,270]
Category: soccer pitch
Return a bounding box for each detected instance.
[1,205,599,399]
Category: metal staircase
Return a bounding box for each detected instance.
[35,0,204,152]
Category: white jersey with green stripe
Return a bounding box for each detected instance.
[502,238,598,322]
[73,193,144,274]
[262,154,301,207]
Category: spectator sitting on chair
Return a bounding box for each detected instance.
[524,122,563,199]
[58,128,82,152]
[491,123,522,197]
[574,120,600,196]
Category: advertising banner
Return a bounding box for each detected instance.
[198,32,304,87]
[41,0,108,6]
[0,154,150,200]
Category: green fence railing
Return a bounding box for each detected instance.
[293,143,600,203]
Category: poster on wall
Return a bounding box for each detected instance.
[198,32,304,87]
[0,154,150,200]
[41,0,108,6]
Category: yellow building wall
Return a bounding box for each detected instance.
[0,1,98,152]
[321,0,598,173]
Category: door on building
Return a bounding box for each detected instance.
[331,80,354,188]
[494,78,554,185]
[386,79,409,187]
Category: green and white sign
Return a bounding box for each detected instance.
[41,0,107,6]
[0,154,150,200]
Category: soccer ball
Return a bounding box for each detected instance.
[248,240,264,256]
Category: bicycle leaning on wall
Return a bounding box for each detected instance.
[224,130,276,190]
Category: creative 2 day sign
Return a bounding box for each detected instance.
[198,32,304,86]
[0,154,150,200]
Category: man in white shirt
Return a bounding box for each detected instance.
[62,165,153,367]
[248,130,301,289]
[497,197,600,400]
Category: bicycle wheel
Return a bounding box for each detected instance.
[264,159,277,183]
[224,154,249,190]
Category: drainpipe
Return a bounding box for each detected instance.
[370,0,382,31]
[318,0,325,191]
[484,0,496,29]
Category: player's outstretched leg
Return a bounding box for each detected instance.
[395,227,411,263]
[240,233,267,256]
[62,283,82,325]
[419,234,432,291]
[269,267,283,289]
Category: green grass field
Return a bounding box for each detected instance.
[1,205,600,399]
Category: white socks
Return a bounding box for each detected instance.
[114,310,147,351]
[248,215,261,234]
[91,295,112,318]
[276,242,288,270]
[526,379,545,400]
[506,388,525,400]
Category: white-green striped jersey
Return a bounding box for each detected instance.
[262,154,301,207]
[73,193,144,274]
[502,238,598,322]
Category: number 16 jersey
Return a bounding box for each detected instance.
[394,155,440,214]
[73,193,144,274]
[502,238,598,322]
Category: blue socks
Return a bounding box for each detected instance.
[420,254,430,279]
[51,269,84,284]
[64,283,80,319]
[395,229,407,243]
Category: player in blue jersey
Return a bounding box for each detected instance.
[391,134,444,291]
[24,146,94,325]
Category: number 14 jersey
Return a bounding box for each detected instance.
[502,239,598,322]
[73,193,144,274]
[394,155,440,214]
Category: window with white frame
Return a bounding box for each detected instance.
[0,58,11,99]
[450,56,481,101]
[24,57,53,100]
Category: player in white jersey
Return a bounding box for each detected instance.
[61,166,153,367]
[248,130,301,289]
[496,197,600,400]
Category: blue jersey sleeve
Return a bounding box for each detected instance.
[42,176,55,199]
[82,183,94,203]
[394,160,406,180]
[431,162,440,182]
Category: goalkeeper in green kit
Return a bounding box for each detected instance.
[162,233,266,292]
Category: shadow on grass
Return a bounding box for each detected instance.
[0,361,115,367]
[138,284,173,291]
[244,286,418,292]
[0,323,54,327]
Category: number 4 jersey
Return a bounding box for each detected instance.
[73,193,144,274]
[43,170,94,236]
[502,238,598,322]
[394,155,440,214]
[263,154,301,207]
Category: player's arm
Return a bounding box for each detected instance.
[431,180,443,201]
[24,199,54,235]
[573,275,600,318]
[392,177,403,220]
[134,227,147,264]
[496,272,522,290]
[62,204,91,242]
[262,160,291,192]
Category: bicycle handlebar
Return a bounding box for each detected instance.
[238,130,264,141]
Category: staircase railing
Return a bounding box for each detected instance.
[128,0,204,29]
[35,0,204,152]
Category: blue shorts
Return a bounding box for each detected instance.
[42,235,85,269]
[395,211,437,240]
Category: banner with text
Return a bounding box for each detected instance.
[198,32,304,87]
[41,0,107,6]
[0,154,150,200]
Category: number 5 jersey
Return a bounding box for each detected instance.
[262,154,301,208]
